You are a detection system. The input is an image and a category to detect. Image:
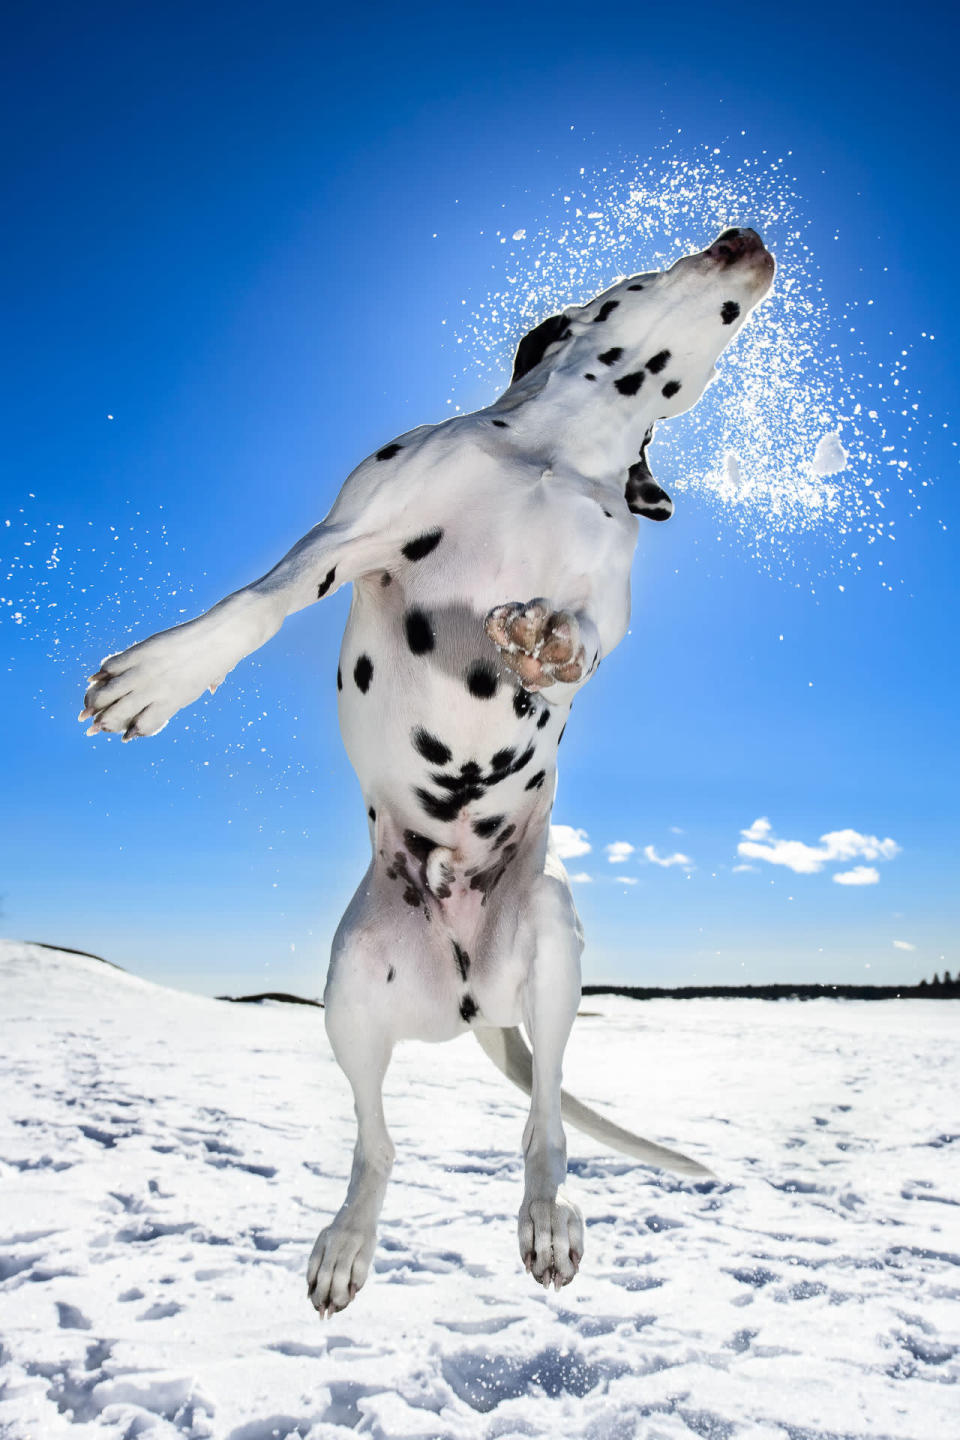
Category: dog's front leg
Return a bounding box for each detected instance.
[518,872,585,1290]
[80,517,382,740]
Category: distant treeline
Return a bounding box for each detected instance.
[582,977,960,1001]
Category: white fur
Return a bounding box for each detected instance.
[81,228,775,1313]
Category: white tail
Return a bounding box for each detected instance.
[473,1025,715,1179]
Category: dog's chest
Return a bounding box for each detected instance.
[333,461,632,838]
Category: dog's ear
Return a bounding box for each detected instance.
[511,312,572,383]
[626,428,674,521]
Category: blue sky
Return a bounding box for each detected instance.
[2,0,958,995]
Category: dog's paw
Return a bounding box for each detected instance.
[80,628,228,741]
[80,595,278,741]
[306,1222,376,1317]
[518,1186,584,1290]
[485,600,586,691]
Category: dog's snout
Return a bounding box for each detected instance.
[707,227,769,266]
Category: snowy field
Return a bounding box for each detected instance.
[1,941,957,1440]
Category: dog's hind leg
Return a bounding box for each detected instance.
[516,866,586,1290]
[307,982,396,1317]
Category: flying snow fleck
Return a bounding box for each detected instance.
[812,431,849,476]
[447,140,941,582]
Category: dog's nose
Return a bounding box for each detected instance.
[707,227,767,264]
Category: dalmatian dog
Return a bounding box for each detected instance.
[81,226,775,1314]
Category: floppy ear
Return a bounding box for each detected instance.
[511,312,572,383]
[625,428,674,521]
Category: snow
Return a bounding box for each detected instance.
[812,432,850,478]
[1,939,958,1439]
[451,142,943,584]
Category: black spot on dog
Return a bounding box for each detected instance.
[601,507,613,517]
[495,824,516,847]
[403,829,436,862]
[558,723,567,744]
[525,770,546,791]
[473,814,504,838]
[490,747,515,771]
[646,349,670,374]
[316,566,336,598]
[368,806,376,822]
[511,743,536,773]
[584,373,597,381]
[354,655,373,692]
[716,227,740,242]
[386,847,429,914]
[536,707,550,729]
[460,994,478,1022]
[453,942,470,981]
[381,572,392,586]
[593,300,620,323]
[413,727,452,766]
[615,371,645,396]
[469,842,518,904]
[401,529,443,562]
[661,380,681,398]
[598,347,623,366]
[376,443,403,461]
[405,609,434,654]
[721,300,741,325]
[459,760,482,780]
[512,313,572,382]
[337,667,342,691]
[415,787,463,824]
[431,771,484,798]
[513,687,534,719]
[386,965,395,982]
[627,283,645,290]
[466,662,498,699]
[626,465,673,520]
[492,419,509,428]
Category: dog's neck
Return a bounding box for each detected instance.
[488,371,655,485]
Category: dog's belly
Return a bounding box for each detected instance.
[336,556,572,871]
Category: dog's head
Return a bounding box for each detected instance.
[509,228,775,518]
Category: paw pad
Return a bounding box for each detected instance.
[485,601,585,690]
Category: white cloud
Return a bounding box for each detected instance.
[732,863,757,873]
[812,430,849,476]
[893,939,916,951]
[568,872,593,884]
[833,866,880,886]
[605,841,635,864]
[551,825,591,859]
[617,875,638,885]
[738,818,899,877]
[670,826,685,835]
[819,830,900,863]
[643,844,692,869]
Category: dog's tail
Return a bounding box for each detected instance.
[473,1025,715,1179]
